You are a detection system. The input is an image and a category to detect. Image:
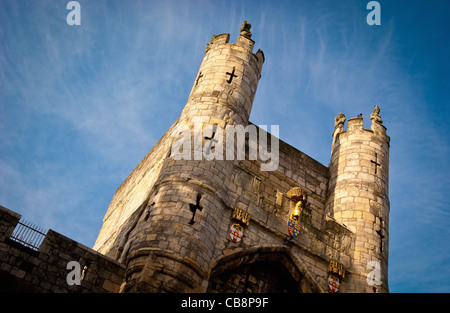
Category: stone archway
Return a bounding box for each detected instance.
[207,245,324,293]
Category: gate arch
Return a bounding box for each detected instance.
[207,245,324,293]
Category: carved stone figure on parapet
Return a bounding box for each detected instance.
[370,105,383,124]
[240,20,252,38]
[334,113,346,128]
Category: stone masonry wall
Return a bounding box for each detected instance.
[204,125,354,293]
[0,205,125,292]
[93,122,178,258]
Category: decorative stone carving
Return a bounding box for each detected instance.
[334,113,346,128]
[370,105,383,124]
[240,20,252,39]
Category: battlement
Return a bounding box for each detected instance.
[332,107,390,147]
[205,30,264,68]
[202,31,264,78]
[330,108,390,187]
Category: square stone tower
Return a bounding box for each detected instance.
[93,22,390,293]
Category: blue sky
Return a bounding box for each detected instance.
[1,0,449,292]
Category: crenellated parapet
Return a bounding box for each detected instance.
[332,106,389,146]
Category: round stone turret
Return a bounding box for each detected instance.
[326,107,390,292]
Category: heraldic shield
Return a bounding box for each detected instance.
[327,260,346,293]
[287,217,301,238]
[286,187,306,238]
[328,274,340,293]
[229,223,244,243]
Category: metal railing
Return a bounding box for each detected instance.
[9,219,47,251]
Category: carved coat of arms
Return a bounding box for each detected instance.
[287,217,301,238]
[229,223,244,243]
[327,260,346,293]
[328,274,340,293]
[286,187,307,238]
[228,208,250,243]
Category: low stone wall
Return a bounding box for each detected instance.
[0,205,125,292]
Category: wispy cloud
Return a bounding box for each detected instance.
[0,0,222,245]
